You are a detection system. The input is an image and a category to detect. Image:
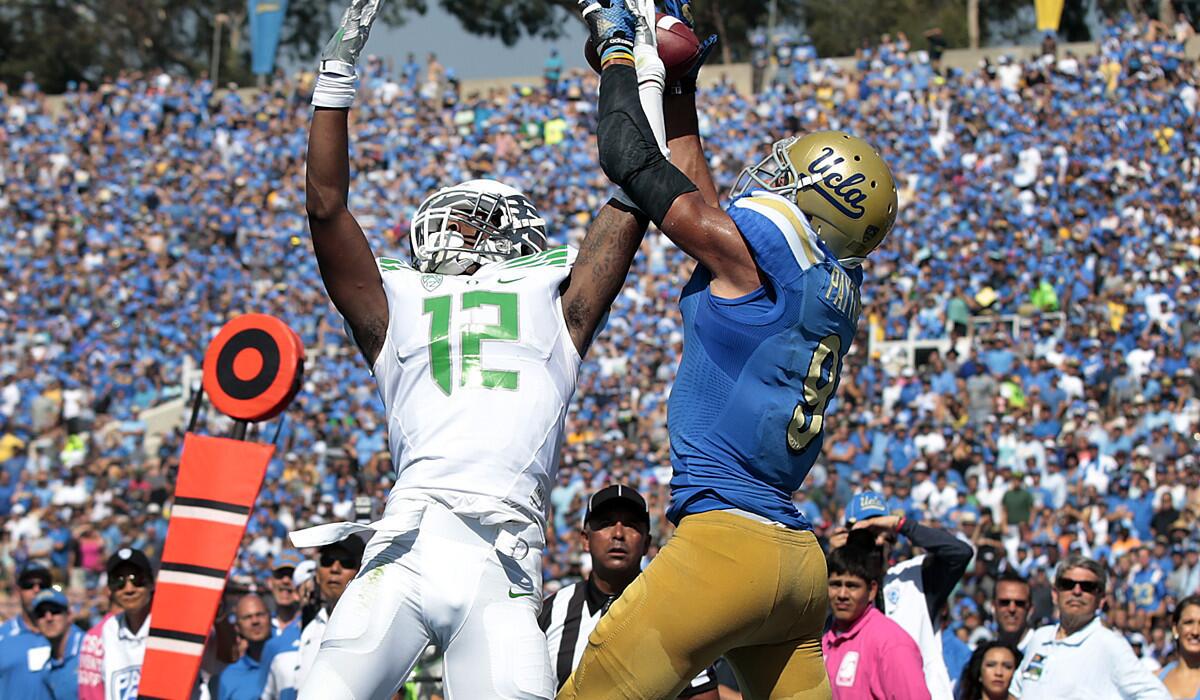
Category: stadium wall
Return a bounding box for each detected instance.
[39,36,1200,115]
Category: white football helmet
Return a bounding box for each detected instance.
[409,179,548,275]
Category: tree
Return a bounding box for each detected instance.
[802,0,970,59]
[5,0,794,92]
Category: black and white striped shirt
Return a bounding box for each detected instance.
[538,576,716,696]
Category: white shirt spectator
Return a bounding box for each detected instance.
[998,62,1023,92]
[1126,346,1155,378]
[928,485,958,520]
[914,429,947,456]
[1010,617,1170,700]
[1042,469,1068,509]
[0,381,18,418]
[911,471,936,508]
[1059,371,1084,400]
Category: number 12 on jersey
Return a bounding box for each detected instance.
[423,291,520,395]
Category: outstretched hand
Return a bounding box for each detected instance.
[320,0,385,75]
[660,0,717,91]
[578,0,637,68]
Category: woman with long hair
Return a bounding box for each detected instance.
[957,641,1022,700]
[1161,594,1200,700]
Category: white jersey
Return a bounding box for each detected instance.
[883,555,955,700]
[371,246,581,530]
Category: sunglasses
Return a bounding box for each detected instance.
[319,553,358,569]
[996,598,1030,609]
[34,605,67,619]
[108,572,151,591]
[18,577,51,591]
[1055,577,1102,595]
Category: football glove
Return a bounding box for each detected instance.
[660,0,717,93]
[312,0,384,108]
[320,0,384,78]
[578,0,637,68]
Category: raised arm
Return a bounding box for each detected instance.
[306,0,389,366]
[583,0,758,298]
[661,0,720,208]
[560,201,649,356]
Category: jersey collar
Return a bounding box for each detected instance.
[1052,615,1102,646]
[583,576,617,617]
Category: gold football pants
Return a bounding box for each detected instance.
[558,509,831,700]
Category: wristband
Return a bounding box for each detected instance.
[312,72,357,109]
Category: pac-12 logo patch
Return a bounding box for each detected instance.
[112,665,142,699]
[421,274,443,292]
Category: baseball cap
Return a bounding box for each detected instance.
[31,588,68,613]
[293,560,317,587]
[18,559,52,582]
[272,550,302,573]
[584,484,649,526]
[846,491,889,525]
[106,547,153,577]
[319,536,365,569]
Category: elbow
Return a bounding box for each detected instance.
[305,178,347,222]
[948,544,975,573]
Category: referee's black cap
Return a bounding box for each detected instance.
[584,484,650,527]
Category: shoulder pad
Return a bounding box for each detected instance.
[492,245,576,271]
[727,193,826,282]
[376,257,416,274]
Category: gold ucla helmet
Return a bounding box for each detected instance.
[731,131,898,264]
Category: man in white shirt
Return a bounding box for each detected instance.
[1010,555,1170,700]
[78,548,155,700]
[263,537,362,699]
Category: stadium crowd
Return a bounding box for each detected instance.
[0,8,1199,698]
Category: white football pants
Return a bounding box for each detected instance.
[297,502,553,699]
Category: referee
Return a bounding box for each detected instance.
[539,484,717,698]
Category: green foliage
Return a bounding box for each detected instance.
[0,0,1126,92]
[802,0,973,58]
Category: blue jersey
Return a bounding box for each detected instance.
[667,192,860,529]
[1129,565,1166,613]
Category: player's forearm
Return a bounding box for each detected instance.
[664,93,718,207]
[306,107,352,222]
[596,64,697,226]
[563,201,648,355]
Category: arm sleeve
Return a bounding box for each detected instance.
[77,624,105,700]
[881,636,933,700]
[1111,636,1172,700]
[1008,646,1029,699]
[903,519,974,622]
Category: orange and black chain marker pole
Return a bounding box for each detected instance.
[139,314,304,700]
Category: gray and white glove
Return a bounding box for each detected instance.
[312,0,384,108]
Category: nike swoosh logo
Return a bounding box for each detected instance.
[497,277,525,284]
[508,589,534,598]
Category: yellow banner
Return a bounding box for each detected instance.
[1035,0,1065,32]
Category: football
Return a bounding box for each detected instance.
[584,13,702,83]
